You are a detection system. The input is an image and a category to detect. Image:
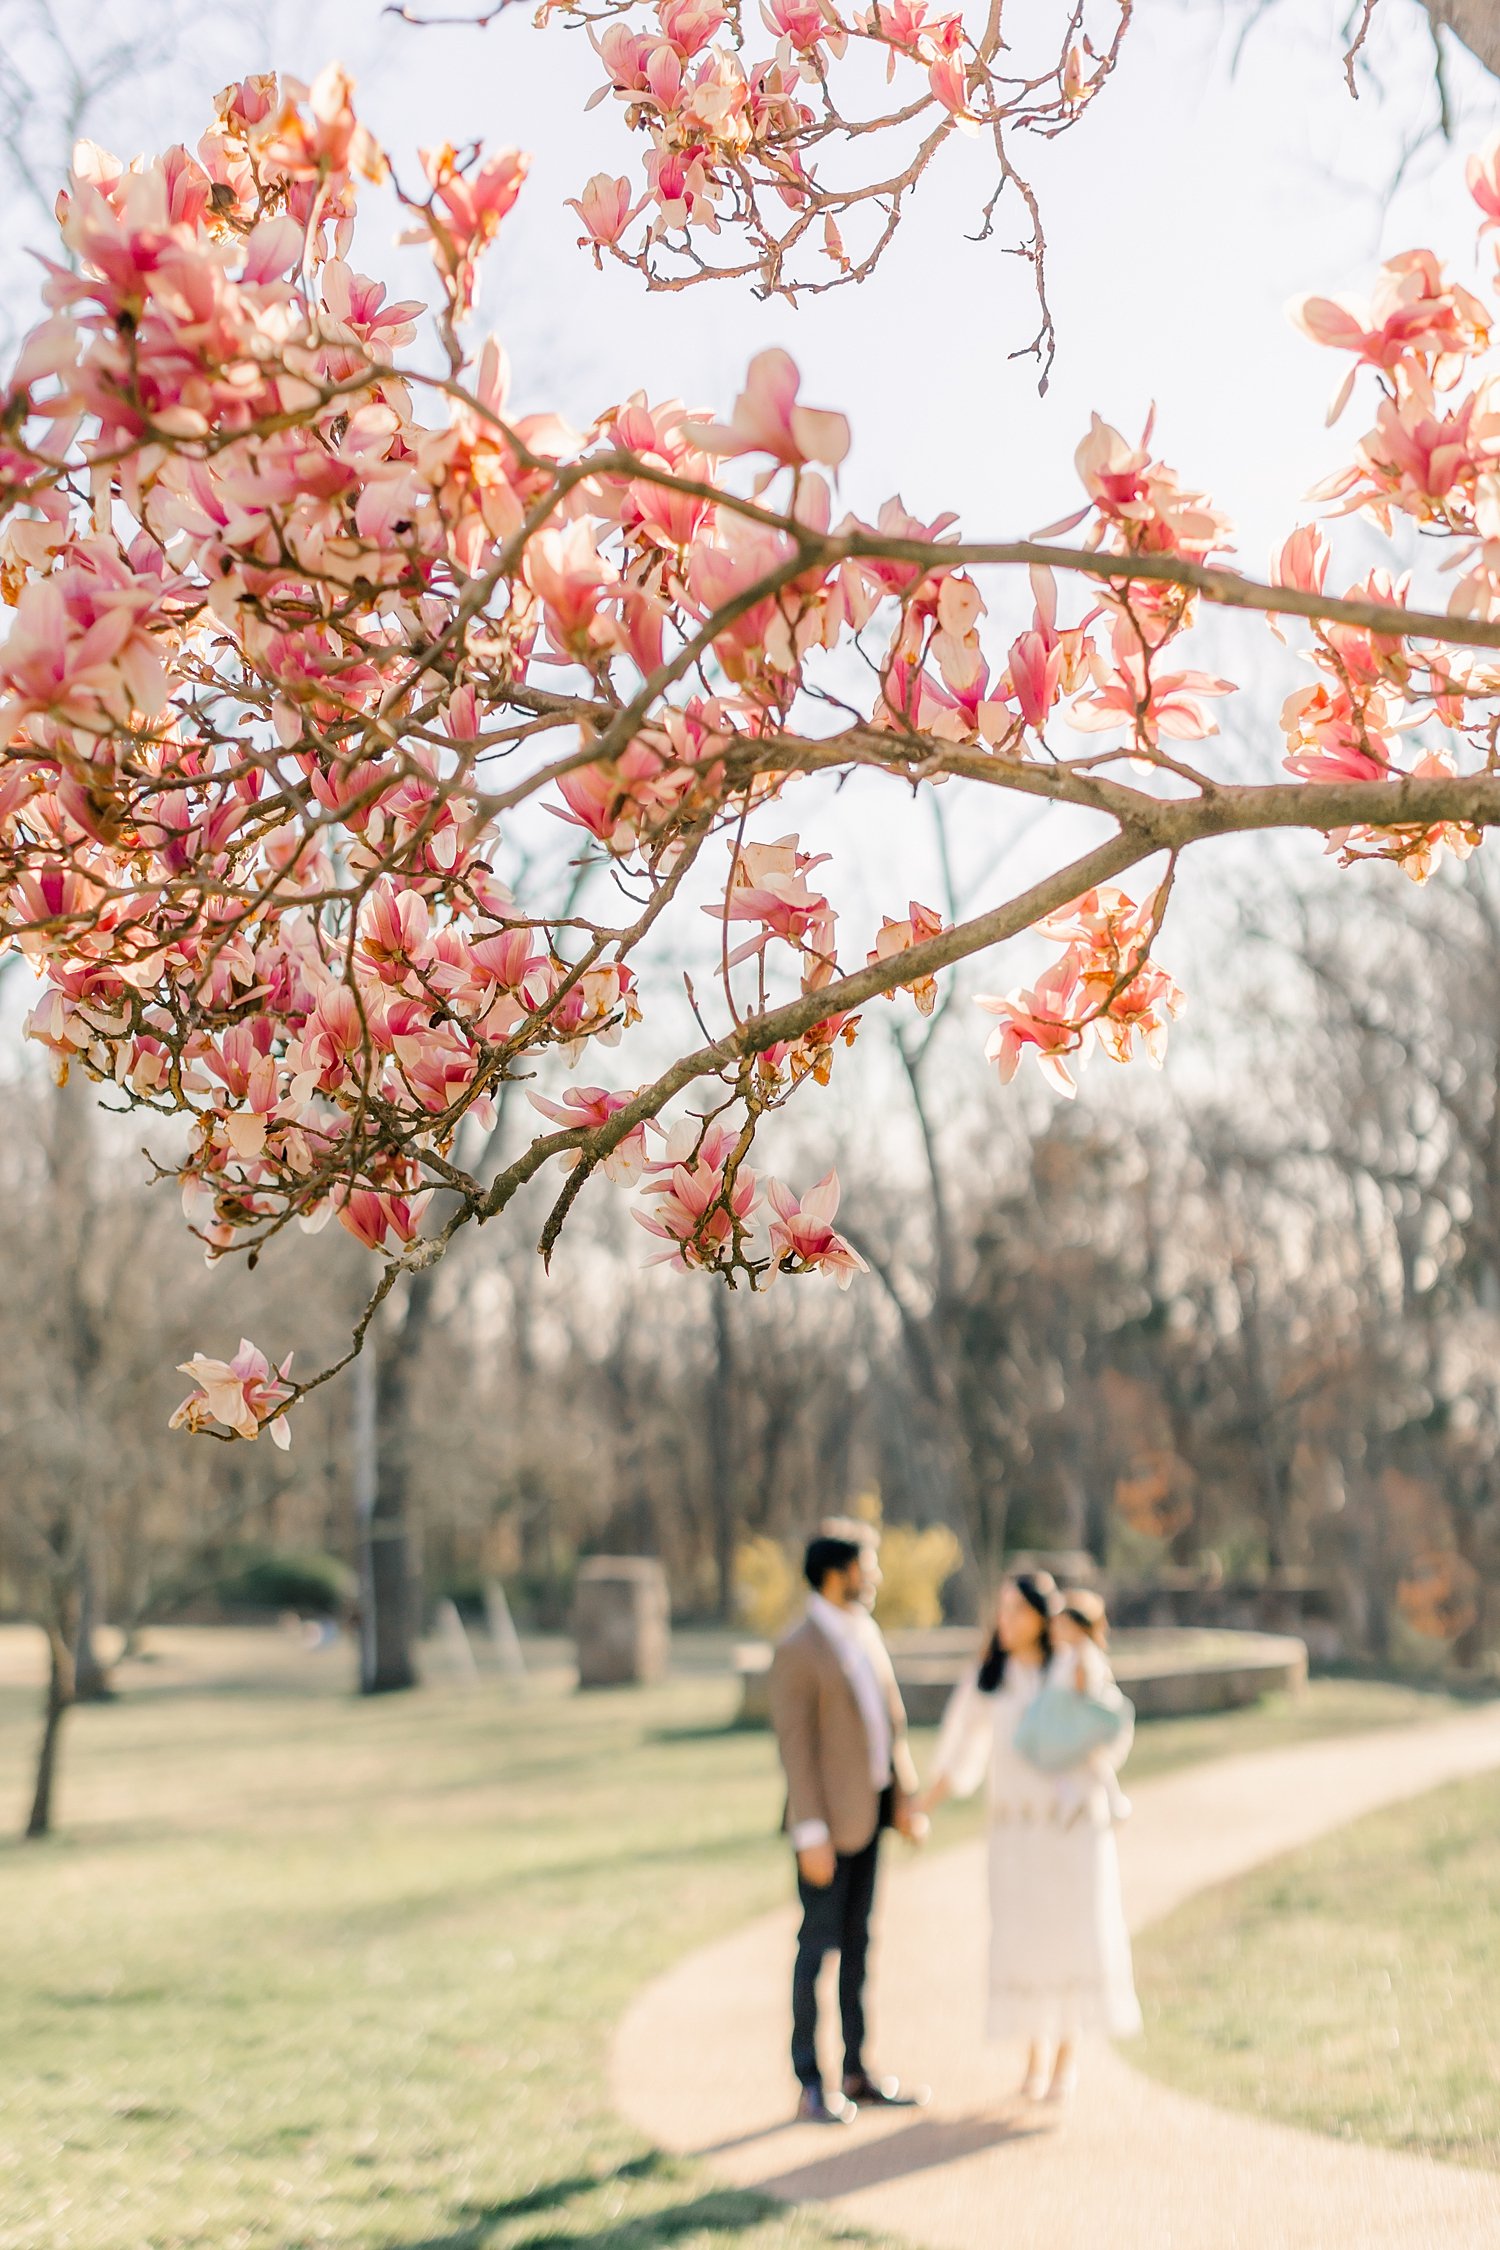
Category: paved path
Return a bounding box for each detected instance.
[613,1709,1500,2249]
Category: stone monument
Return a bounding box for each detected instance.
[573,1556,670,1687]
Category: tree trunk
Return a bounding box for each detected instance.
[361,1488,417,1692]
[1451,1494,1488,1670]
[354,1272,440,1696]
[71,1547,113,1703]
[26,1624,75,1839]
[354,1338,415,1694]
[1424,0,1500,77]
[708,1289,738,1621]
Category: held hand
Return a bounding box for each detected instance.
[797,1842,837,1888]
[893,1797,929,1844]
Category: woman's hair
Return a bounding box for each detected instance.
[1061,1587,1108,1646]
[977,1570,1059,1693]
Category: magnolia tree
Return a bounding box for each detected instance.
[6,69,1500,1457]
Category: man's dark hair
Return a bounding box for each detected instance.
[803,1533,863,1592]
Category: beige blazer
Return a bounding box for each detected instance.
[769,1612,919,1856]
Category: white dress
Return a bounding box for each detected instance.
[931,1646,1142,2043]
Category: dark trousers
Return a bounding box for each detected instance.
[790,1820,884,2089]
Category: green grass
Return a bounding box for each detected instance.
[0,1640,875,2250]
[1121,1674,1478,1785]
[1135,1767,1500,2170]
[0,1634,1478,2248]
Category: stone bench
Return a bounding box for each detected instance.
[734,1625,1308,1727]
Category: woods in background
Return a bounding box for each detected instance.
[8,853,1500,1692]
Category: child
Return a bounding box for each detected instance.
[1051,1589,1132,1827]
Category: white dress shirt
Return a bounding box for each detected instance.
[790,1593,895,1851]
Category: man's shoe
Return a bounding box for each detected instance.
[795,2084,854,2125]
[842,2071,929,2109]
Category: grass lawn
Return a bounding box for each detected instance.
[1134,1765,1500,2171]
[0,1629,1479,2249]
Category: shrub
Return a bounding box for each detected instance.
[217,1548,355,1618]
[427,1573,488,1624]
[873,1524,963,1630]
[734,1535,800,1638]
[733,1516,962,1637]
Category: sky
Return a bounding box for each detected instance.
[0,0,1496,1169]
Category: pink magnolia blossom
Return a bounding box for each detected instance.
[685,347,850,471]
[642,144,719,233]
[431,924,551,1038]
[635,1118,758,1271]
[1293,250,1489,373]
[335,1186,432,1253]
[524,520,622,659]
[549,964,642,1058]
[857,0,954,71]
[684,511,825,681]
[763,0,849,77]
[766,1170,866,1286]
[1327,747,1482,883]
[1006,625,1066,733]
[566,174,645,258]
[1003,570,1097,732]
[837,496,960,621]
[1038,884,1157,957]
[1069,425,1236,593]
[528,1083,653,1183]
[319,261,424,360]
[1469,135,1500,232]
[712,834,838,967]
[417,142,530,314]
[254,65,386,186]
[298,983,368,1093]
[867,899,943,1013]
[0,541,172,738]
[756,1013,860,1091]
[357,878,433,983]
[1326,374,1483,524]
[658,0,728,56]
[1069,621,1233,746]
[928,57,980,132]
[982,888,1185,1080]
[1271,524,1329,596]
[1293,248,1490,422]
[974,960,1085,1096]
[385,1013,482,1115]
[1281,683,1395,785]
[170,1339,294,1447]
[1087,959,1183,1066]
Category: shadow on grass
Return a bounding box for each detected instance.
[37,1984,169,2009]
[375,2154,787,2250]
[647,1720,766,1744]
[508,2189,783,2248]
[460,2152,673,2224]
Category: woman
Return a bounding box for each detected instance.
[917,1572,1141,2102]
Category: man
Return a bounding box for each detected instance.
[768,1524,928,2124]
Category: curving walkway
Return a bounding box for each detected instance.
[613,1708,1500,2250]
